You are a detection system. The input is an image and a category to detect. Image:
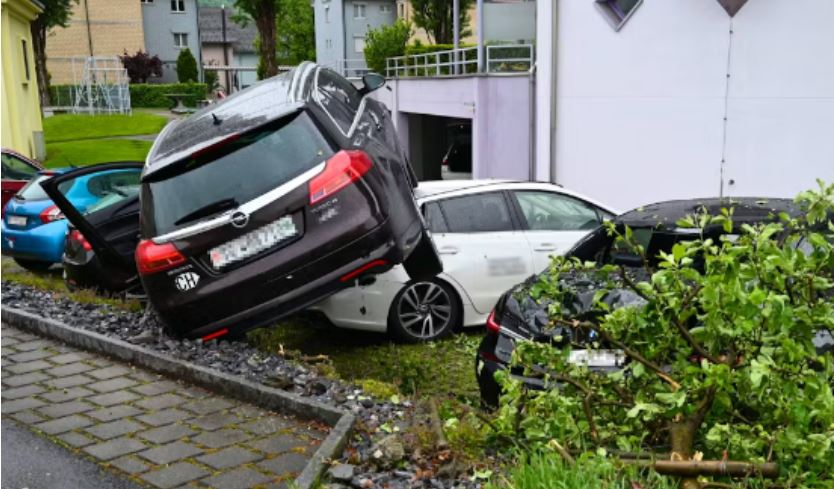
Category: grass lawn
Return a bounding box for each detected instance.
[43,113,168,142]
[44,139,153,168]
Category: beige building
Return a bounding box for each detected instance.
[396,0,478,45]
[46,0,145,84]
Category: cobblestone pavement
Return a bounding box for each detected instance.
[1,323,327,489]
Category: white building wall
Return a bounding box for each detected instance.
[546,0,834,211]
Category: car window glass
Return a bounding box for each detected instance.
[423,202,448,233]
[1,153,38,180]
[16,174,71,201]
[514,191,602,231]
[608,227,652,265]
[317,69,362,133]
[51,169,141,214]
[439,192,513,233]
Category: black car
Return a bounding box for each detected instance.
[476,198,834,406]
[44,63,442,339]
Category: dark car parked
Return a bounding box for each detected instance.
[43,62,442,339]
[476,198,834,406]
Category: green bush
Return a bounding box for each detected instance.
[49,83,208,108]
[176,48,199,83]
[364,19,412,74]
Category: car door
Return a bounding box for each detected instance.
[510,189,611,272]
[41,162,144,276]
[426,191,535,314]
[1,152,40,211]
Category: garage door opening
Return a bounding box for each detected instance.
[405,114,472,181]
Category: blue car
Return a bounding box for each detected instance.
[2,166,138,271]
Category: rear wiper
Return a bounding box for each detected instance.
[174,198,239,226]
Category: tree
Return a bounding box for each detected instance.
[495,182,834,488]
[276,0,315,65]
[411,0,473,45]
[176,48,199,83]
[364,20,412,74]
[234,0,279,78]
[30,0,79,107]
[120,51,163,84]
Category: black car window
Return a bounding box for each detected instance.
[316,69,362,133]
[513,191,603,231]
[439,192,513,233]
[423,202,448,233]
[1,153,38,180]
[144,111,334,236]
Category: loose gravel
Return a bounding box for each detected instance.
[1,282,485,489]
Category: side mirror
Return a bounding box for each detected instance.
[359,73,386,95]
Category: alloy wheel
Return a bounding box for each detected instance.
[396,281,453,340]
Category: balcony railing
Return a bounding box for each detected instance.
[385,44,534,78]
[324,59,370,79]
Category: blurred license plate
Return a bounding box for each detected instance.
[209,216,298,269]
[8,215,26,226]
[569,349,624,367]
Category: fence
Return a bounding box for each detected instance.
[385,44,534,78]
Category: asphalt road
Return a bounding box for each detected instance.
[1,419,142,489]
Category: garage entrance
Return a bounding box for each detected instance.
[404,114,472,181]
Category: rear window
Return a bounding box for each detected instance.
[142,112,334,236]
[16,174,70,201]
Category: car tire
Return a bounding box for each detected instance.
[14,258,53,272]
[388,279,460,342]
[403,231,442,282]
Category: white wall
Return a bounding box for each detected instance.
[546,0,834,211]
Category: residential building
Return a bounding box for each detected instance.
[313,0,397,75]
[199,6,258,92]
[396,0,477,45]
[46,0,145,84]
[1,0,45,159]
[141,0,202,83]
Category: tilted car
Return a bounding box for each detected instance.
[476,198,834,406]
[43,62,442,340]
[314,180,617,341]
[1,149,43,212]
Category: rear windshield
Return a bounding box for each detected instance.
[16,174,70,201]
[142,111,334,236]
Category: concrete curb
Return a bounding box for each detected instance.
[2,307,354,489]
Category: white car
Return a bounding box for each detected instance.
[313,180,618,341]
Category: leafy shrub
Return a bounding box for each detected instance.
[176,48,199,83]
[203,69,219,94]
[120,50,163,83]
[494,182,834,488]
[364,19,412,74]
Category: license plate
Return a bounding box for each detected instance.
[8,215,26,227]
[209,215,298,269]
[569,349,625,367]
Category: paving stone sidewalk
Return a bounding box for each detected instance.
[1,323,326,489]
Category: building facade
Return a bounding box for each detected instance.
[46,0,145,84]
[314,0,397,73]
[1,0,45,159]
[141,0,202,83]
[199,6,257,93]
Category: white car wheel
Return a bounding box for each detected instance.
[388,279,460,342]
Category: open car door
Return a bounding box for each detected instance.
[40,162,144,293]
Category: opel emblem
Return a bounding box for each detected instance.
[230,211,249,229]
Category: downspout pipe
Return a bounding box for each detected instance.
[453,0,459,75]
[476,0,484,72]
[550,0,558,184]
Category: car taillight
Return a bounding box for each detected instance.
[309,150,373,205]
[40,205,64,224]
[486,310,501,333]
[136,239,186,275]
[68,230,92,251]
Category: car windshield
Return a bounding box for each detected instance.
[15,174,69,201]
[142,111,334,236]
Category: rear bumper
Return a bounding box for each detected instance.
[0,220,67,263]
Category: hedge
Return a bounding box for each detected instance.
[49,83,208,109]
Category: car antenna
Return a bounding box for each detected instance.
[212,113,222,126]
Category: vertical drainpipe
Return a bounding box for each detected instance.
[453,0,459,75]
[476,0,484,72]
[549,0,559,184]
[221,4,231,91]
[83,0,94,57]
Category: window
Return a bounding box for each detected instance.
[353,3,366,19]
[1,153,38,181]
[380,4,392,13]
[423,202,448,233]
[141,0,153,4]
[170,0,185,12]
[353,37,365,53]
[324,6,330,22]
[316,68,362,133]
[325,39,333,49]
[21,39,30,82]
[439,193,513,233]
[513,191,605,231]
[173,33,188,48]
[595,0,642,31]
[398,3,405,18]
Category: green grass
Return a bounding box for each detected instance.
[44,139,153,168]
[43,113,168,143]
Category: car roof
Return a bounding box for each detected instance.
[2,148,44,169]
[38,167,73,176]
[414,179,519,199]
[616,197,801,229]
[143,62,318,179]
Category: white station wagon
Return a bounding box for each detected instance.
[313,180,618,341]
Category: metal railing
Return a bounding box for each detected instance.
[385,44,534,78]
[325,59,370,79]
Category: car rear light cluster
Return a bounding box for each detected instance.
[309,150,373,205]
[136,239,186,275]
[486,310,501,333]
[40,205,64,224]
[68,230,92,251]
